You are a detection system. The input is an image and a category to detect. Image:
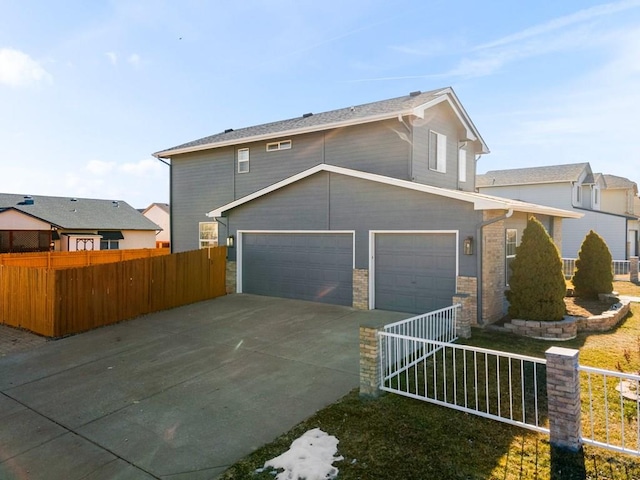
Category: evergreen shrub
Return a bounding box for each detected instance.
[572,230,613,299]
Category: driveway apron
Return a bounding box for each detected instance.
[0,294,406,480]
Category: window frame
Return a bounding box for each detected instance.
[458,147,467,183]
[237,148,249,173]
[266,140,292,152]
[505,228,517,286]
[100,239,120,250]
[199,222,219,249]
[428,130,447,173]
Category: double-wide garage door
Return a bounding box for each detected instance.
[241,232,353,306]
[374,233,457,314]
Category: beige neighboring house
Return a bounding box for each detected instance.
[601,174,640,257]
[142,203,170,248]
[0,193,161,253]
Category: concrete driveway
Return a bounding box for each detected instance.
[0,294,406,480]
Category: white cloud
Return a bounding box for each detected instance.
[86,159,116,175]
[106,51,118,66]
[0,48,52,87]
[118,158,163,176]
[127,53,141,67]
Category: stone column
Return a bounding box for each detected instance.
[631,256,639,283]
[359,325,381,397]
[452,293,471,339]
[545,347,582,451]
[353,269,369,310]
[226,260,237,294]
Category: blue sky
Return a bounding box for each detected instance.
[1,0,639,208]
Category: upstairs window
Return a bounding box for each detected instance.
[199,222,218,248]
[266,140,292,152]
[574,184,582,205]
[237,148,249,173]
[428,131,446,173]
[458,148,467,183]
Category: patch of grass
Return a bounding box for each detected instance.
[221,282,640,479]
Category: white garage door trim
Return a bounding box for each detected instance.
[237,230,356,294]
[368,230,459,310]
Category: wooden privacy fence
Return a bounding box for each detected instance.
[0,248,170,269]
[0,247,226,337]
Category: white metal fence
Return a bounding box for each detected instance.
[579,366,640,455]
[379,334,549,434]
[562,258,631,279]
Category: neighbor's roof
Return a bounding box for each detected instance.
[476,163,590,188]
[602,174,638,192]
[0,193,161,230]
[143,202,170,214]
[208,164,583,219]
[154,87,489,158]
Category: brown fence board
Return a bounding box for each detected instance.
[0,248,226,337]
[0,248,170,269]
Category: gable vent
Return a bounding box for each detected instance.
[409,90,421,97]
[302,112,313,118]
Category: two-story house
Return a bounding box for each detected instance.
[154,88,580,325]
[476,163,638,260]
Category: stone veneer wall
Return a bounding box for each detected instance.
[481,210,507,324]
[353,269,369,310]
[504,300,631,340]
[226,260,237,294]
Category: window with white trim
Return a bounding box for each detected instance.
[574,184,582,205]
[505,229,517,286]
[428,131,446,173]
[458,148,467,182]
[592,186,600,209]
[237,148,249,173]
[266,140,292,152]
[199,222,218,248]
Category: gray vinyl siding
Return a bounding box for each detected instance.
[562,211,627,260]
[478,183,574,210]
[411,102,470,191]
[324,120,410,179]
[234,132,324,199]
[226,172,479,276]
[171,149,234,252]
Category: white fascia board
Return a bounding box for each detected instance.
[208,164,582,218]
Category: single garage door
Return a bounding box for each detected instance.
[375,233,457,314]
[241,232,353,306]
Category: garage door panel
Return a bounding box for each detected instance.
[242,233,353,306]
[375,233,457,314]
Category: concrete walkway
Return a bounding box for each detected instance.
[0,294,405,480]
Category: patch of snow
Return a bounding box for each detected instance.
[259,428,343,480]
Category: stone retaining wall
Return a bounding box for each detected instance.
[503,300,631,340]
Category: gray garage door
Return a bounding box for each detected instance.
[375,233,456,314]
[242,232,353,306]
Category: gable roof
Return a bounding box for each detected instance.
[207,164,582,219]
[476,163,590,188]
[143,202,170,215]
[602,174,638,193]
[154,87,489,158]
[0,193,161,230]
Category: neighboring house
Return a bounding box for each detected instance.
[0,193,161,253]
[142,202,171,248]
[154,87,580,325]
[476,163,639,260]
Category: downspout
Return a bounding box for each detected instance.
[476,208,513,325]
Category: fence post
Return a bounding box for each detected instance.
[360,325,382,398]
[545,346,582,452]
[631,256,639,283]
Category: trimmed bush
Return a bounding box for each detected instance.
[507,217,566,321]
[572,230,613,299]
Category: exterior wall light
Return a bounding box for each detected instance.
[463,236,474,255]
[226,235,235,248]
